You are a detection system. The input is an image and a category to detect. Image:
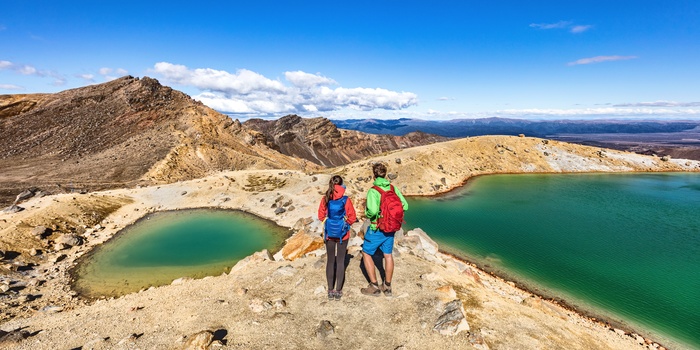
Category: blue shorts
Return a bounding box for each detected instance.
[362,227,395,255]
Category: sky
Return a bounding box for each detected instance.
[1,0,699,121]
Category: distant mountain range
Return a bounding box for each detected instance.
[332,117,700,138]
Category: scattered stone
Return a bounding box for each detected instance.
[433,300,470,335]
[316,320,335,339]
[518,134,525,138]
[274,207,286,215]
[40,305,64,313]
[0,328,30,345]
[437,164,444,170]
[14,189,35,204]
[314,286,326,295]
[53,243,68,251]
[58,234,83,247]
[171,277,193,285]
[287,205,295,212]
[440,177,446,185]
[51,254,67,263]
[182,330,214,350]
[236,288,248,296]
[31,225,48,238]
[311,176,317,182]
[542,139,549,144]
[660,155,671,162]
[395,158,402,164]
[2,205,24,214]
[249,299,273,313]
[436,285,457,301]
[181,191,188,195]
[0,282,10,293]
[274,265,297,277]
[388,173,398,180]
[273,298,287,309]
[543,151,550,156]
[282,200,293,207]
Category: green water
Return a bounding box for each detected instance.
[72,209,289,298]
[406,173,700,349]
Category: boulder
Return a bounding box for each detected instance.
[31,225,48,238]
[405,228,439,256]
[2,205,24,214]
[433,300,470,336]
[274,207,286,215]
[275,229,324,261]
[181,330,214,350]
[13,189,35,204]
[316,320,335,339]
[58,234,83,247]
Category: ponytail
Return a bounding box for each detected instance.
[325,175,343,206]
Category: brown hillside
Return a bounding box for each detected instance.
[244,114,448,167]
[0,77,310,206]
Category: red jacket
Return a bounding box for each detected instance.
[318,184,357,241]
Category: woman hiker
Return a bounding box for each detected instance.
[317,175,357,300]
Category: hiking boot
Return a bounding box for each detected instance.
[328,290,336,300]
[360,283,381,296]
[381,283,392,297]
[334,290,343,301]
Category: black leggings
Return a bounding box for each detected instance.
[325,239,348,291]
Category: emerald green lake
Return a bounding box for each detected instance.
[406,173,700,349]
[72,209,288,298]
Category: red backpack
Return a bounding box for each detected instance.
[372,185,405,232]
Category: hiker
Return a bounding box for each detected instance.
[361,163,408,297]
[318,175,357,301]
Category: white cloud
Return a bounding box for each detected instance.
[531,21,593,34]
[99,67,112,75]
[437,97,454,101]
[614,101,700,107]
[570,25,593,33]
[284,71,336,88]
[0,60,65,85]
[151,62,418,115]
[0,84,24,90]
[115,68,128,75]
[77,73,95,83]
[567,55,638,66]
[530,21,571,30]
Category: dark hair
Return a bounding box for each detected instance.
[372,163,387,179]
[325,175,343,205]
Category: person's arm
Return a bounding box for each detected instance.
[317,197,328,221]
[345,197,357,224]
[395,187,409,211]
[365,188,381,222]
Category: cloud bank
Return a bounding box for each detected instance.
[0,60,65,85]
[151,62,418,115]
[567,55,638,66]
[0,84,23,90]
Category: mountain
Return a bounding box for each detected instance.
[243,115,448,167]
[0,76,309,206]
[333,117,700,138]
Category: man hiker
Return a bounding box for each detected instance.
[360,162,408,296]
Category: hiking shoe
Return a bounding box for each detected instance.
[328,290,336,300]
[334,290,343,301]
[361,283,381,296]
[381,283,392,297]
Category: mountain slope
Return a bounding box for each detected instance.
[0,77,310,205]
[244,114,448,167]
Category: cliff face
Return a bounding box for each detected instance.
[244,115,448,167]
[0,77,309,205]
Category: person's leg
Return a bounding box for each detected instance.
[384,253,394,284]
[378,232,396,296]
[334,241,348,291]
[362,251,377,283]
[361,228,382,296]
[325,240,337,298]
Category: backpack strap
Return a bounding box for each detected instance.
[372,185,384,194]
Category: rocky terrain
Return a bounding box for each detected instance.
[0,133,698,349]
[244,115,448,167]
[0,77,311,206]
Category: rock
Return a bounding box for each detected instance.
[0,328,30,345]
[316,320,335,339]
[171,277,193,285]
[51,254,67,263]
[660,155,671,162]
[276,229,325,261]
[253,249,273,261]
[53,243,68,251]
[273,298,287,308]
[32,226,47,239]
[405,228,439,256]
[314,286,326,295]
[433,300,470,335]
[440,177,446,185]
[40,305,64,313]
[249,299,273,313]
[29,248,40,256]
[436,285,457,301]
[518,134,525,137]
[395,158,402,164]
[14,189,35,204]
[274,265,297,277]
[181,191,188,195]
[437,164,444,170]
[542,139,549,144]
[312,176,318,182]
[236,288,248,296]
[0,282,10,293]
[2,205,24,214]
[388,173,398,180]
[282,200,293,207]
[182,330,214,350]
[58,234,83,247]
[274,207,286,215]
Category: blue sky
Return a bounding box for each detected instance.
[2,0,699,120]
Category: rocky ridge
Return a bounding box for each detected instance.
[244,114,449,167]
[1,135,698,349]
[0,77,311,206]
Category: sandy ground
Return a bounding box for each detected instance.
[1,135,698,349]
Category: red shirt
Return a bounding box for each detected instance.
[317,184,357,241]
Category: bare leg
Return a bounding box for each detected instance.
[384,253,394,284]
[362,251,378,283]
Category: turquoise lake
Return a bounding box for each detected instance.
[405,173,700,349]
[72,209,289,298]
